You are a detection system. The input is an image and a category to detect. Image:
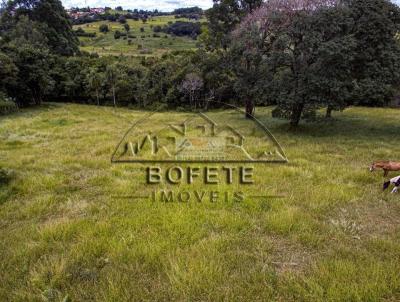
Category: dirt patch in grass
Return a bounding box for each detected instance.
[329,198,400,240]
[356,199,400,238]
[267,235,315,275]
[245,227,316,275]
[40,199,89,230]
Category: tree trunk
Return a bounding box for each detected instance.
[32,88,42,105]
[290,103,304,128]
[96,90,100,106]
[112,85,116,107]
[245,99,254,119]
[326,106,333,118]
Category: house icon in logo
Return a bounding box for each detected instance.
[111,109,288,164]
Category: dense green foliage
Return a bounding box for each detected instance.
[347,0,400,106]
[205,0,263,49]
[0,48,236,108]
[0,0,79,105]
[0,92,18,115]
[74,27,96,37]
[154,21,202,38]
[173,7,203,15]
[1,0,78,55]
[99,24,109,33]
[226,0,400,124]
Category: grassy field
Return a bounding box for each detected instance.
[74,16,202,56]
[0,103,400,301]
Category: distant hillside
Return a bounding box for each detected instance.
[73,15,205,57]
[67,6,203,25]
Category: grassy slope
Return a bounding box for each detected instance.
[0,103,399,301]
[74,16,201,56]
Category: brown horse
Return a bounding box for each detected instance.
[370,161,400,177]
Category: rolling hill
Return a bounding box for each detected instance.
[74,16,203,56]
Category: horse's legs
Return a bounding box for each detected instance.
[391,187,398,194]
[384,170,389,177]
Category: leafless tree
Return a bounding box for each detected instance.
[180,73,204,110]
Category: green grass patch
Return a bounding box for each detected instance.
[0,104,399,301]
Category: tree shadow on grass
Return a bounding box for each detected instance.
[0,102,63,120]
[257,112,400,143]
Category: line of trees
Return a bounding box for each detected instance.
[204,0,400,125]
[153,21,202,39]
[70,6,204,25]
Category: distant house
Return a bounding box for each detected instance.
[67,7,105,19]
[91,8,105,14]
[69,11,89,19]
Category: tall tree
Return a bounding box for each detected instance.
[346,0,400,106]
[86,68,104,106]
[205,0,262,50]
[1,0,78,55]
[309,5,356,118]
[106,64,120,107]
[123,23,130,33]
[180,73,204,109]
[234,0,361,125]
[10,45,52,106]
[0,51,18,95]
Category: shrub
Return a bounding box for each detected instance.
[75,27,84,34]
[75,27,96,37]
[149,102,168,111]
[99,24,109,33]
[107,15,116,22]
[140,27,145,32]
[114,30,122,39]
[0,94,18,115]
[153,25,162,33]
[118,16,127,24]
[163,21,201,38]
[0,168,14,186]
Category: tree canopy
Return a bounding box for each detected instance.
[1,0,78,55]
[229,0,400,125]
